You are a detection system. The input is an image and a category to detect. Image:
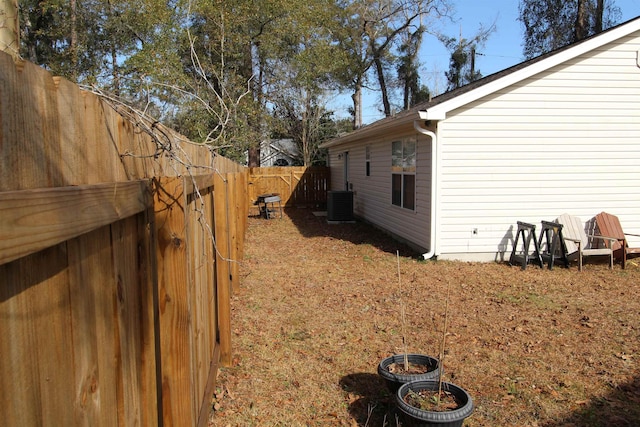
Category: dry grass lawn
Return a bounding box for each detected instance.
[209,208,640,426]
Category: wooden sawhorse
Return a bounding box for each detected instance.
[510,221,543,269]
[538,220,569,270]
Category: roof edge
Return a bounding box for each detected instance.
[423,17,640,118]
[323,16,640,148]
[319,110,419,148]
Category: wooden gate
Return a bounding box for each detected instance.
[247,166,329,213]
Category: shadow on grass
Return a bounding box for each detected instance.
[337,373,640,427]
[543,375,640,427]
[339,372,403,426]
[284,207,417,258]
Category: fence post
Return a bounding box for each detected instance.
[213,173,232,367]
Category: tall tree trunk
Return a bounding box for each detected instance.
[255,44,267,168]
[470,47,476,81]
[302,97,310,166]
[595,0,604,33]
[0,0,19,59]
[110,47,120,95]
[575,0,588,41]
[244,38,261,167]
[403,73,410,110]
[70,0,77,79]
[373,53,391,117]
[400,28,423,110]
[106,1,120,94]
[352,81,362,129]
[248,147,260,167]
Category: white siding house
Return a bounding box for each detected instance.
[322,17,640,262]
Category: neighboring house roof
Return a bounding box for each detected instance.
[321,16,640,149]
[260,138,301,166]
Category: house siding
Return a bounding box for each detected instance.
[329,126,433,252]
[437,32,640,260]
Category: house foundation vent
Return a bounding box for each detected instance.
[327,191,354,222]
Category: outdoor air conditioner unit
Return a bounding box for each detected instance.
[327,191,354,222]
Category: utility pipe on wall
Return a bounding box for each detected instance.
[413,120,438,260]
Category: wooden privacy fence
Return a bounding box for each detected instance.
[247,166,330,214]
[0,52,247,426]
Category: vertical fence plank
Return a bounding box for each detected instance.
[0,57,58,189]
[214,173,232,367]
[112,217,139,425]
[112,213,161,426]
[54,77,87,185]
[0,258,40,426]
[204,183,217,366]
[68,226,119,427]
[200,185,215,395]
[227,173,240,293]
[82,94,116,184]
[235,171,248,261]
[185,180,211,417]
[190,181,219,427]
[137,208,162,427]
[183,179,198,416]
[0,245,75,426]
[154,177,195,426]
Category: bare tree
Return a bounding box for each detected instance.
[440,22,495,91]
[575,0,589,41]
[333,0,452,128]
[595,0,605,33]
[519,0,621,59]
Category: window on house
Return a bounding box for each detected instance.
[391,139,416,210]
[365,145,371,176]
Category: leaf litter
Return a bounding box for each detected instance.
[209,208,640,426]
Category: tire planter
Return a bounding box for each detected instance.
[396,380,474,427]
[377,354,440,393]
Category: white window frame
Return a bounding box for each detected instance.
[391,139,416,210]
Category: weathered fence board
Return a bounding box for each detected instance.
[214,172,232,367]
[68,225,120,427]
[0,51,248,426]
[0,244,75,426]
[111,215,157,425]
[154,177,196,426]
[0,180,151,265]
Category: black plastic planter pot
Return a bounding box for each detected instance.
[377,354,440,393]
[396,380,474,427]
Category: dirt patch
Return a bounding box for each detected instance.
[209,208,640,426]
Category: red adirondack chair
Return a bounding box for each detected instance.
[594,212,640,269]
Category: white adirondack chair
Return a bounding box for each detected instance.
[555,213,616,271]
